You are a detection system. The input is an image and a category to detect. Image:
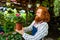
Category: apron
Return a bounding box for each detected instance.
[32,26,37,35]
[32,22,43,40]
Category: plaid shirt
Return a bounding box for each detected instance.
[22,21,48,40]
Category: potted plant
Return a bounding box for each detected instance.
[2,8,26,33]
[15,22,23,30]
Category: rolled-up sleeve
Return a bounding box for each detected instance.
[22,22,48,40]
[24,21,35,32]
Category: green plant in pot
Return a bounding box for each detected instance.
[3,8,26,33]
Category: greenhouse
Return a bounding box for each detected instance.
[0,0,60,40]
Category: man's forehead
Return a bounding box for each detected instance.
[37,9,42,12]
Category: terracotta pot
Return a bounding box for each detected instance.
[15,22,22,30]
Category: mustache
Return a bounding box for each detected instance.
[35,16,41,22]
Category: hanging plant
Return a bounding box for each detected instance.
[36,0,40,7]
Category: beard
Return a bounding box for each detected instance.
[35,16,41,23]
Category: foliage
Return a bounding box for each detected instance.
[57,37,60,40]
[27,13,35,26]
[0,8,27,33]
[0,11,5,25]
[4,8,26,23]
[54,0,60,17]
[0,32,22,40]
[0,7,34,40]
[41,0,49,7]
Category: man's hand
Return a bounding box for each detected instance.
[15,27,24,35]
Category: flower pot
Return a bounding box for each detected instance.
[15,22,23,30]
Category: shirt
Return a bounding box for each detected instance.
[22,20,48,40]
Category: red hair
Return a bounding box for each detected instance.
[35,6,50,23]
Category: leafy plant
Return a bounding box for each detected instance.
[0,8,27,40]
[0,8,27,33]
[41,0,49,7]
[0,32,22,40]
[54,0,60,17]
[0,7,35,39]
[4,8,26,23]
[0,11,4,25]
